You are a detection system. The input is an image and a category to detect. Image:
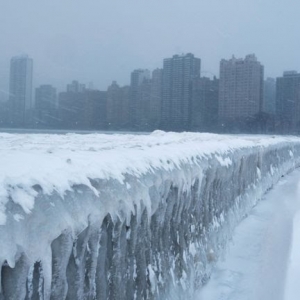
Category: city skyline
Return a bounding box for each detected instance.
[3,50,300,134]
[1,1,300,100]
[2,52,299,100]
[0,52,263,130]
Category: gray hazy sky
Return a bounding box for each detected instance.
[0,0,299,99]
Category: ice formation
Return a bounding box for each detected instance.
[0,131,300,299]
[197,168,300,300]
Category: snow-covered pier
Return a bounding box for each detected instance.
[0,132,300,299]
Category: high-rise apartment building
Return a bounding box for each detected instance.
[9,55,33,125]
[161,53,201,131]
[276,71,300,133]
[219,54,264,127]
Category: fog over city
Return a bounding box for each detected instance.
[1,0,300,98]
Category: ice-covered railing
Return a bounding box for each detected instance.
[0,131,300,299]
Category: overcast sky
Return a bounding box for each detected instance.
[0,0,299,99]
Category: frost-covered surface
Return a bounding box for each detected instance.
[285,207,300,300]
[197,168,300,300]
[0,131,300,299]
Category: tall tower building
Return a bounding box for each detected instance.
[161,53,201,131]
[9,55,33,125]
[219,54,264,127]
[276,71,300,133]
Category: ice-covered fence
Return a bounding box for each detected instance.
[0,132,300,300]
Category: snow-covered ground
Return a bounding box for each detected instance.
[196,168,300,300]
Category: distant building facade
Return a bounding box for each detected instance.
[67,80,86,93]
[35,85,57,111]
[9,55,33,125]
[107,81,130,129]
[263,78,276,115]
[276,71,300,133]
[149,68,163,129]
[219,54,264,129]
[107,81,121,129]
[35,85,57,126]
[129,69,150,129]
[161,53,201,131]
[0,101,9,126]
[59,87,106,129]
[119,86,131,129]
[136,77,152,130]
[192,76,219,132]
[83,90,107,129]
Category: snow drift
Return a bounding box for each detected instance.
[0,132,300,299]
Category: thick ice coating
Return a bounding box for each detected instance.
[0,131,300,299]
